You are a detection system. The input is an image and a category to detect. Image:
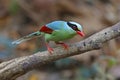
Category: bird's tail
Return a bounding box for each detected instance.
[12,31,42,45]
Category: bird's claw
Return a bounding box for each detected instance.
[55,42,69,50]
[46,43,54,54]
[47,47,54,54]
[61,44,69,50]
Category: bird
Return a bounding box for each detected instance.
[12,21,85,54]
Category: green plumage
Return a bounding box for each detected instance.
[45,29,76,42]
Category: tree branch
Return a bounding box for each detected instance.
[0,22,120,80]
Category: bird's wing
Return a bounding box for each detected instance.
[40,25,54,34]
[40,21,67,34]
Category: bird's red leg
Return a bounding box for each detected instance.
[45,43,54,54]
[55,42,69,50]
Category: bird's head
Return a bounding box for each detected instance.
[67,21,85,37]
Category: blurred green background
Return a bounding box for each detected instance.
[0,0,120,80]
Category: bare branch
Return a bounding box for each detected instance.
[0,22,120,80]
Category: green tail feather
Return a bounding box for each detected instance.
[12,31,42,45]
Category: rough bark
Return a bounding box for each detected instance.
[0,22,120,80]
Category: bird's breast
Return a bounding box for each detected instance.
[45,30,76,42]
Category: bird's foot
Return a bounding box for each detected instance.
[46,43,54,54]
[47,47,54,54]
[55,42,69,50]
[61,43,69,50]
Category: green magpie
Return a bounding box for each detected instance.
[12,21,85,54]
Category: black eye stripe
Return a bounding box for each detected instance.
[67,22,79,31]
[67,22,76,27]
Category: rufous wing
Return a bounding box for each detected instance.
[40,25,53,34]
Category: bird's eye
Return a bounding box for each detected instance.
[67,22,79,31]
[72,26,78,30]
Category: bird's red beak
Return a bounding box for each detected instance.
[76,31,85,37]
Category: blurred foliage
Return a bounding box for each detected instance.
[29,74,39,80]
[0,35,15,59]
[9,0,20,15]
